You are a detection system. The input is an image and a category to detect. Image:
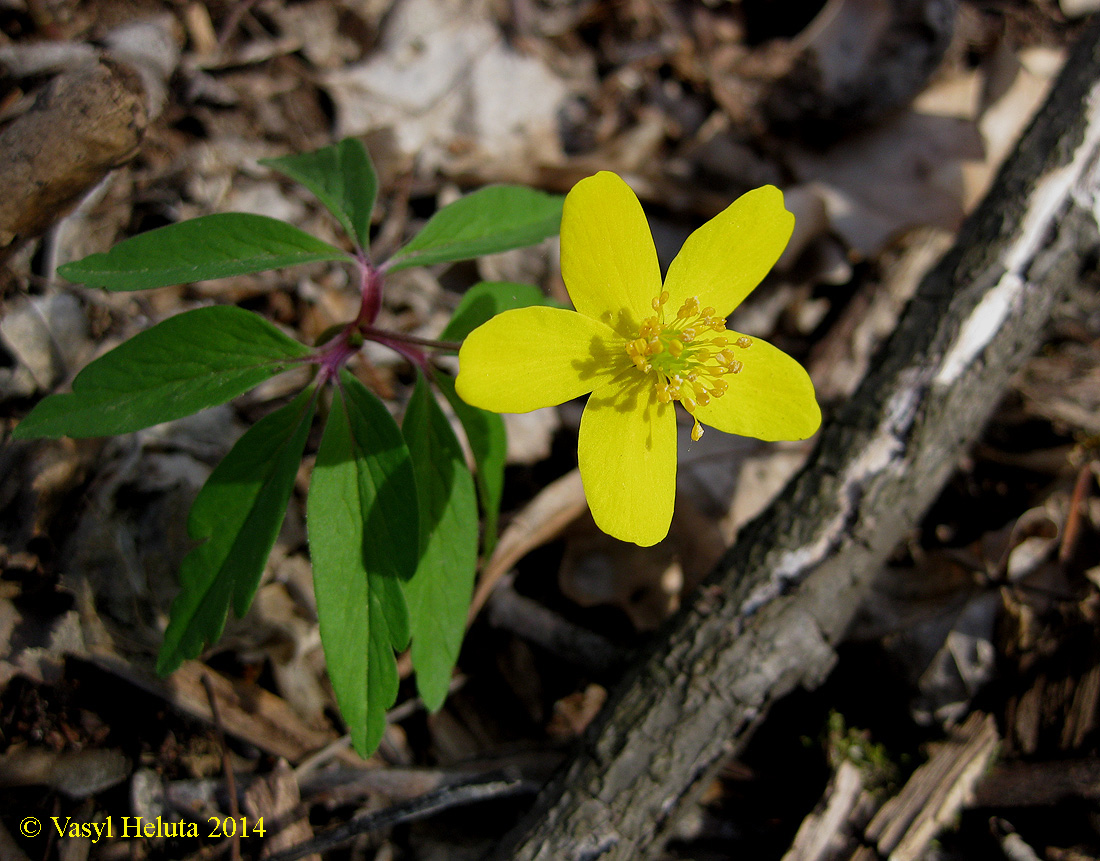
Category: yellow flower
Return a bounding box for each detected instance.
[456,171,821,546]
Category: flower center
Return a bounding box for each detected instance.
[625,292,751,441]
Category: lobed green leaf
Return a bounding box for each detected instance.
[156,388,317,676]
[307,371,419,755]
[440,280,558,343]
[433,372,506,554]
[386,186,564,272]
[260,138,378,253]
[58,213,353,291]
[402,374,479,711]
[14,306,311,439]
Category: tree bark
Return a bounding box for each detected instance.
[493,17,1100,861]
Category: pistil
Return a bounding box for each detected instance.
[625,293,752,441]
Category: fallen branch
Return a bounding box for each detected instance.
[493,16,1100,861]
[0,59,146,262]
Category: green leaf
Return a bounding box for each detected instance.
[433,371,506,555]
[402,374,479,711]
[440,280,558,343]
[308,371,419,755]
[14,306,311,439]
[386,186,564,272]
[156,388,317,676]
[260,138,377,252]
[58,213,353,290]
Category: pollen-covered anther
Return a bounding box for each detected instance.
[626,294,748,437]
[678,297,701,318]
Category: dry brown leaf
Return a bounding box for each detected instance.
[322,0,581,182]
[788,111,983,256]
[244,760,319,861]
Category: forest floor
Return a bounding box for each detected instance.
[2,0,1100,859]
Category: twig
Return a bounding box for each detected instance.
[264,773,533,861]
[216,0,263,47]
[486,573,628,677]
[202,673,242,861]
[1059,454,1095,563]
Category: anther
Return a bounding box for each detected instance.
[678,298,700,318]
[691,420,704,442]
[729,359,744,374]
[735,336,753,349]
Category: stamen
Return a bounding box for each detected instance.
[625,294,750,442]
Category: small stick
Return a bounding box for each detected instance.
[216,0,262,47]
[264,773,532,861]
[1059,456,1095,564]
[202,673,242,861]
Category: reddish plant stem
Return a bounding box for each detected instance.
[308,257,457,381]
[371,333,432,375]
[357,258,383,327]
[359,325,461,353]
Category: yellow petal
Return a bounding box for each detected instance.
[693,333,820,441]
[560,171,663,338]
[578,375,677,546]
[456,306,625,413]
[662,185,794,318]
